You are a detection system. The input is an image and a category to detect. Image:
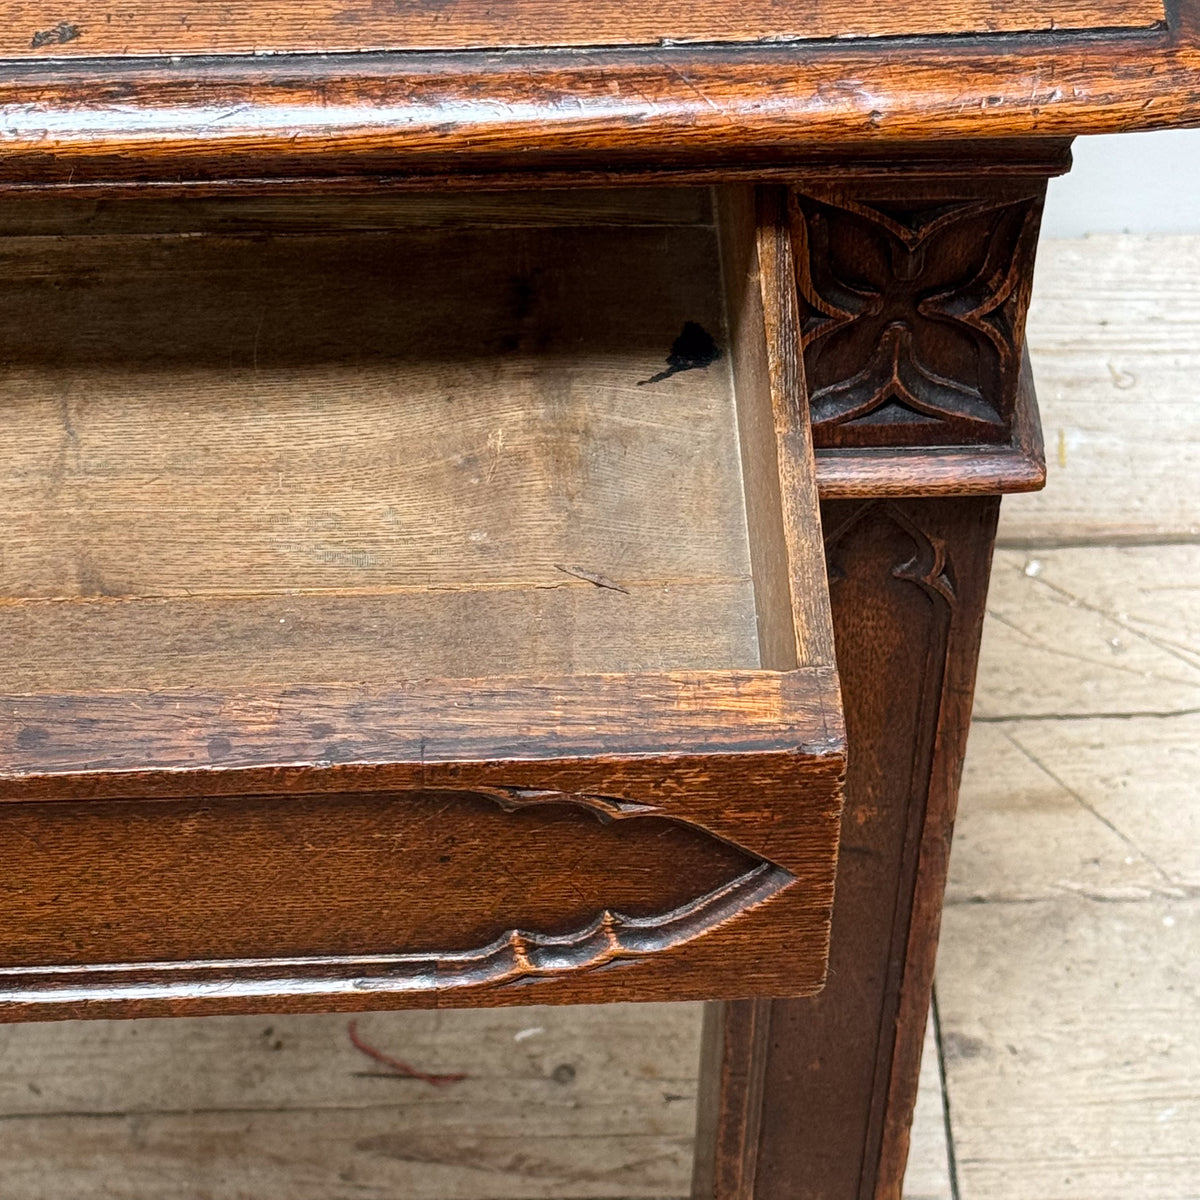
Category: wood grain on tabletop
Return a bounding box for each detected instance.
[0,0,1165,57]
[1,9,1198,188]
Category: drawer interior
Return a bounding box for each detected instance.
[0,188,807,692]
[0,187,844,1019]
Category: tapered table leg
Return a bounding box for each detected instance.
[695,495,1000,1200]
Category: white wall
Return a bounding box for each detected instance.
[1042,129,1200,237]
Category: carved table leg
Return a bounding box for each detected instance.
[694,494,1001,1200]
[693,162,1057,1197]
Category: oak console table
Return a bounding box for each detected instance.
[0,2,1196,1196]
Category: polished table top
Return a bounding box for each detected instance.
[0,0,1195,189]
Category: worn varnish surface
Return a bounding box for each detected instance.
[3,0,1166,57]
[0,715,845,1017]
[1,23,1198,189]
[0,670,842,798]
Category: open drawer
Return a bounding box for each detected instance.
[0,187,844,1020]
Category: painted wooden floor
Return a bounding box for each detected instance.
[0,234,1195,1199]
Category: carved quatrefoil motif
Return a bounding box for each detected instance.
[790,192,1042,445]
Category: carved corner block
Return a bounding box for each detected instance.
[789,183,1046,449]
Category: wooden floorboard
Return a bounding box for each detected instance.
[0,1004,701,1200]
[938,897,1200,1200]
[938,235,1200,1200]
[949,717,1198,905]
[902,1016,955,1200]
[975,545,1200,720]
[1000,234,1200,545]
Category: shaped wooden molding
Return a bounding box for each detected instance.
[0,783,802,1014]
